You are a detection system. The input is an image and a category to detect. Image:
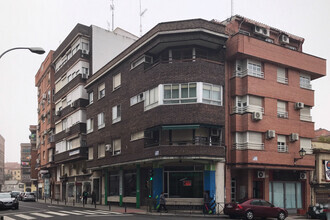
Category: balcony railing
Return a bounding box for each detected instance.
[300,82,312,90]
[233,69,264,79]
[277,76,288,84]
[277,144,288,153]
[145,138,223,148]
[277,111,288,118]
[232,105,264,114]
[305,148,313,154]
[233,142,264,150]
[300,114,312,122]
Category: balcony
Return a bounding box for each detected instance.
[300,82,312,90]
[277,111,288,119]
[233,142,264,150]
[300,114,312,122]
[54,123,86,142]
[232,105,264,114]
[226,34,326,79]
[277,76,288,84]
[232,69,264,79]
[54,147,88,164]
[278,144,288,153]
[54,74,87,102]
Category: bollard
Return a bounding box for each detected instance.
[73,199,75,207]
[45,197,46,203]
[94,202,96,209]
[125,203,127,213]
[109,203,111,211]
[65,199,66,205]
[51,198,52,204]
[57,200,59,205]
[190,202,192,215]
[1,216,3,220]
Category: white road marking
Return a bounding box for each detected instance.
[30,212,53,218]
[4,216,16,220]
[14,214,36,219]
[70,210,96,215]
[45,211,68,216]
[59,210,83,215]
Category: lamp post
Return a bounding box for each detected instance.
[294,148,307,164]
[0,47,45,59]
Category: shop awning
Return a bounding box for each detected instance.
[162,125,200,130]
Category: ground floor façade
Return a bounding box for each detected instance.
[227,167,313,214]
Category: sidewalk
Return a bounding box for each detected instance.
[36,199,310,219]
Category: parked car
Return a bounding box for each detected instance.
[307,204,329,220]
[10,191,22,199]
[22,192,36,202]
[0,193,19,210]
[223,199,288,220]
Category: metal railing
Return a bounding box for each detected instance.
[232,105,264,114]
[300,114,312,122]
[277,111,288,118]
[233,143,264,150]
[232,69,264,79]
[278,144,288,153]
[300,82,312,90]
[277,76,288,84]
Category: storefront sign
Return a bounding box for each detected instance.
[183,180,192,186]
[325,161,330,181]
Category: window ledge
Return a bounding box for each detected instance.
[98,124,105,130]
[112,86,121,92]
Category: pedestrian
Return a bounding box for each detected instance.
[91,191,96,205]
[203,190,209,214]
[82,190,88,205]
[157,192,168,212]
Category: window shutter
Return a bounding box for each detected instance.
[248,132,262,143]
[300,107,311,115]
[249,96,262,106]
[300,138,311,149]
[114,139,121,151]
[277,101,286,111]
[277,135,286,143]
[277,67,286,78]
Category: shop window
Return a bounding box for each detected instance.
[109,172,119,196]
[124,171,136,197]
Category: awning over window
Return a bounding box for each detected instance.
[162,125,200,130]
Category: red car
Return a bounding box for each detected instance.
[223,199,288,220]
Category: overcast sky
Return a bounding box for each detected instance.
[0,0,329,163]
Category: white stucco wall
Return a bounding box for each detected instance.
[92,26,137,75]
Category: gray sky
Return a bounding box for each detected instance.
[0,0,329,163]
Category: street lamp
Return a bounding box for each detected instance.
[294,148,306,164]
[0,47,45,59]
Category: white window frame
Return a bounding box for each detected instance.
[277,67,288,84]
[163,83,197,104]
[97,112,105,129]
[300,106,312,122]
[131,131,144,141]
[113,73,121,91]
[98,83,105,99]
[88,147,93,160]
[130,92,145,106]
[233,131,264,150]
[300,138,312,154]
[112,105,121,124]
[233,95,263,114]
[144,86,159,111]
[277,135,288,153]
[112,139,121,155]
[88,92,93,105]
[87,118,93,134]
[277,100,288,118]
[202,83,222,106]
[97,144,105,158]
[300,74,312,90]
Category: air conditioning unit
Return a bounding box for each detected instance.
[56,110,61,116]
[42,94,47,99]
[105,144,112,152]
[211,129,220,137]
[254,26,270,37]
[290,133,299,142]
[252,111,263,121]
[81,73,88,79]
[280,34,290,44]
[36,159,40,164]
[266,130,276,139]
[295,102,304,110]
[65,127,70,133]
[300,172,307,180]
[257,171,266,178]
[82,50,89,55]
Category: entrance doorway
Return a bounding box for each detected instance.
[93,178,100,203]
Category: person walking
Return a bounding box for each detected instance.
[91,191,96,205]
[82,190,88,205]
[157,192,168,212]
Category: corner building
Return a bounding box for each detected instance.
[86,19,228,208]
[220,16,326,213]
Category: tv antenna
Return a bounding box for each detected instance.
[139,0,147,36]
[110,0,115,31]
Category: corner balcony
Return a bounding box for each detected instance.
[54,147,88,164]
[233,142,264,151]
[226,34,326,79]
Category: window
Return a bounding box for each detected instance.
[113,73,121,90]
[277,101,288,118]
[277,135,287,152]
[112,105,121,124]
[145,87,159,110]
[131,55,153,69]
[202,83,222,105]
[86,118,93,134]
[234,132,264,150]
[233,95,263,114]
[98,83,105,99]
[113,139,121,155]
[88,92,93,105]
[130,92,144,106]
[62,119,67,130]
[131,131,144,141]
[300,74,312,90]
[300,106,312,122]
[234,59,263,78]
[164,83,197,104]
[82,42,89,51]
[277,67,288,84]
[97,144,105,158]
[247,61,263,78]
[97,113,105,129]
[300,138,312,154]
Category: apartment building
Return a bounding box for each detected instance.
[220,15,326,213]
[35,51,56,199]
[0,135,4,191]
[85,19,227,208]
[311,129,330,204]
[20,143,32,192]
[29,125,38,193]
[5,162,20,181]
[53,23,137,202]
